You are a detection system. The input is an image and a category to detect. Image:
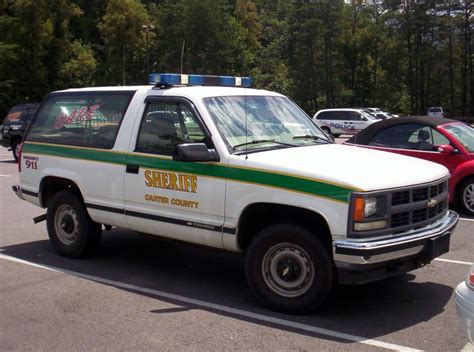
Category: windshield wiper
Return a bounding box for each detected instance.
[232,139,297,150]
[293,135,331,143]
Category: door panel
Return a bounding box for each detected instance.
[124,97,226,249]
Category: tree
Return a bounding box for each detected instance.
[98,0,151,85]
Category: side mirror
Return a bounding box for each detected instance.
[361,117,368,121]
[437,144,459,155]
[173,143,219,162]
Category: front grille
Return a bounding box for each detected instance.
[389,179,448,230]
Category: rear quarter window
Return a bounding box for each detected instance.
[26,92,135,149]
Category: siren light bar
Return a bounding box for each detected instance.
[149,73,252,88]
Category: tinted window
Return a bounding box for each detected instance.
[27,92,134,149]
[349,112,362,121]
[369,127,395,147]
[136,99,208,156]
[370,124,449,151]
[429,107,442,113]
[317,111,334,120]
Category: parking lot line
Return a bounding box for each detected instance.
[0,174,11,177]
[459,217,474,222]
[434,258,473,266]
[0,253,423,352]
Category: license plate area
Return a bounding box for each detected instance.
[427,234,450,259]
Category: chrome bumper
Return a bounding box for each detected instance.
[12,185,25,200]
[333,210,459,266]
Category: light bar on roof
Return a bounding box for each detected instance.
[148,73,252,87]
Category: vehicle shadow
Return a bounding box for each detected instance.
[1,228,454,343]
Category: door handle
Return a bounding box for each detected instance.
[126,164,139,174]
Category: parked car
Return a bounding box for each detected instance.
[374,112,393,120]
[367,107,383,115]
[428,107,451,118]
[1,103,39,161]
[455,264,474,344]
[345,116,474,215]
[313,108,379,137]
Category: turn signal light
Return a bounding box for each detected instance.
[353,197,365,221]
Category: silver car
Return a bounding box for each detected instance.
[456,264,474,344]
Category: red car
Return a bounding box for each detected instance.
[345,116,474,215]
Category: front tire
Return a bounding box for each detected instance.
[245,224,333,314]
[458,177,474,216]
[46,191,102,258]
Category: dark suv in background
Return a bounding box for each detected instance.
[1,103,39,161]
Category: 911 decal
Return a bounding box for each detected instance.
[23,155,39,170]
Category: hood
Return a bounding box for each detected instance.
[241,144,449,192]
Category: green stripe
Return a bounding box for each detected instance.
[23,142,353,202]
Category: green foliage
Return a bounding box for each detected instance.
[58,40,97,88]
[0,0,472,119]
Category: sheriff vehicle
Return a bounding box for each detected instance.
[13,74,459,313]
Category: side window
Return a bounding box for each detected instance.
[392,124,439,151]
[27,92,134,149]
[392,124,423,149]
[317,112,331,120]
[329,111,344,121]
[349,112,361,121]
[135,99,208,156]
[431,129,450,146]
[369,127,396,147]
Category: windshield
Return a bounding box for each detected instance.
[442,123,474,152]
[203,96,331,153]
[429,107,442,112]
[360,111,377,120]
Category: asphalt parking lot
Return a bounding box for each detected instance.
[1,146,473,352]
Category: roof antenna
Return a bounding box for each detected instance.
[180,40,186,74]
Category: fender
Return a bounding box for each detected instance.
[450,159,474,202]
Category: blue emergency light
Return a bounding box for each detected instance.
[148,73,252,88]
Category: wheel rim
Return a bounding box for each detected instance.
[262,243,315,298]
[463,182,474,212]
[54,204,79,245]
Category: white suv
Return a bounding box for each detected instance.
[13,73,459,313]
[313,108,378,137]
[427,107,446,118]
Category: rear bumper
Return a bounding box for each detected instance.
[333,210,459,284]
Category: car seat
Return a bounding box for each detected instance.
[416,130,433,151]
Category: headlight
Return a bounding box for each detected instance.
[364,197,377,217]
[351,194,388,232]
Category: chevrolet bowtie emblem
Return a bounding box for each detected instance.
[427,199,438,208]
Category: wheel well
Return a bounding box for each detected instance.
[40,177,84,208]
[237,203,332,254]
[453,175,474,203]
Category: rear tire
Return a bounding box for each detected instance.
[46,191,102,258]
[245,224,333,314]
[458,177,474,216]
